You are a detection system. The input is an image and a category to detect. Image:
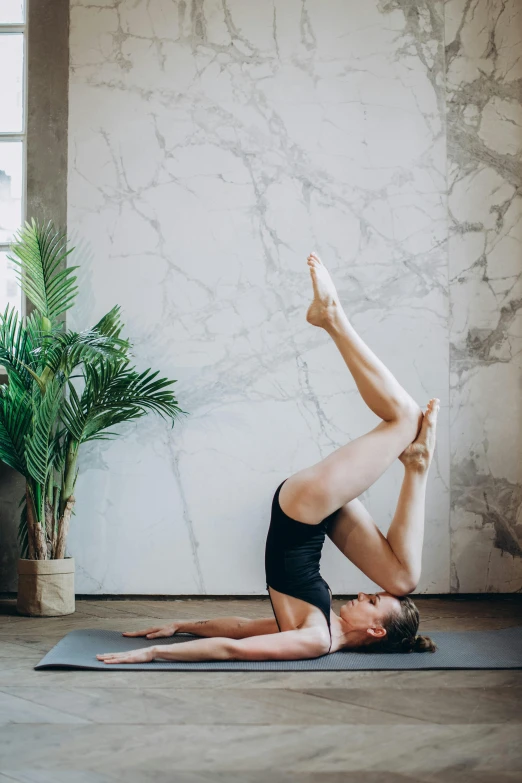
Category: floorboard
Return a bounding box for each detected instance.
[1,596,521,780]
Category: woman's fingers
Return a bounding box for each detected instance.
[96,647,155,664]
[122,624,176,638]
[97,652,129,663]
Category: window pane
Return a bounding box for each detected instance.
[0,141,22,243]
[0,33,24,131]
[0,249,20,314]
[0,1,24,23]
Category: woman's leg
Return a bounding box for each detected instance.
[326,399,439,594]
[280,253,424,524]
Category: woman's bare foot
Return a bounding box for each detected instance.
[399,398,439,473]
[306,252,342,328]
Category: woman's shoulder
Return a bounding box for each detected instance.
[297,621,331,656]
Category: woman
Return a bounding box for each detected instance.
[97,252,438,665]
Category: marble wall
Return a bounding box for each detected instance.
[446,0,522,591]
[59,0,519,595]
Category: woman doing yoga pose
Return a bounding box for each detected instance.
[97,252,438,664]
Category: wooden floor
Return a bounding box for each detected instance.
[0,596,521,782]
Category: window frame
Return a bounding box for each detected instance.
[0,3,28,381]
[0,8,28,312]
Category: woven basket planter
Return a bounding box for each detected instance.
[17,557,75,616]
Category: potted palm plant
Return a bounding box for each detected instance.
[0,219,187,616]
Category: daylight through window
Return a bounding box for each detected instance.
[0,0,26,315]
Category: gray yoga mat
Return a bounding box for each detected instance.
[34,626,522,670]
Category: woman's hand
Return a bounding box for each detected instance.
[97,624,182,664]
[96,646,157,664]
[121,623,180,639]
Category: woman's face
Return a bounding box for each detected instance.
[340,591,402,643]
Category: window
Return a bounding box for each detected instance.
[0,0,26,316]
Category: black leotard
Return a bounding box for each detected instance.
[265,479,335,651]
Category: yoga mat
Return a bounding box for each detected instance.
[35,626,522,670]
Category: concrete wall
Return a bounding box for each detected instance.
[1,0,520,595]
[0,0,69,589]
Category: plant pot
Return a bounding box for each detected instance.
[17,557,75,616]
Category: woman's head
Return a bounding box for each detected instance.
[339,591,436,653]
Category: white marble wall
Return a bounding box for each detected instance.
[446,0,522,592]
[64,0,518,595]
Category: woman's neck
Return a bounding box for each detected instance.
[330,613,363,650]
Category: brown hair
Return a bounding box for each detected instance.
[379,595,437,653]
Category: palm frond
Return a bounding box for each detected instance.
[0,376,32,476]
[0,306,38,387]
[89,360,185,419]
[32,327,129,378]
[60,381,85,443]
[17,495,29,559]
[49,426,67,475]
[7,218,78,325]
[95,361,184,418]
[93,305,130,350]
[61,359,186,444]
[25,379,64,487]
[84,407,146,441]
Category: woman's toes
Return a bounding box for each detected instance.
[425,400,440,426]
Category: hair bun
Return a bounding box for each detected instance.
[413,634,437,653]
[400,636,415,652]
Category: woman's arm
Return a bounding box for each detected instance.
[122,617,279,640]
[174,617,279,639]
[155,629,329,662]
[97,627,330,665]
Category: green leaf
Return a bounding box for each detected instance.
[60,381,85,442]
[61,358,187,444]
[17,496,29,560]
[93,305,130,350]
[25,379,64,486]
[0,306,39,388]
[32,327,129,380]
[0,375,32,476]
[7,218,78,325]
